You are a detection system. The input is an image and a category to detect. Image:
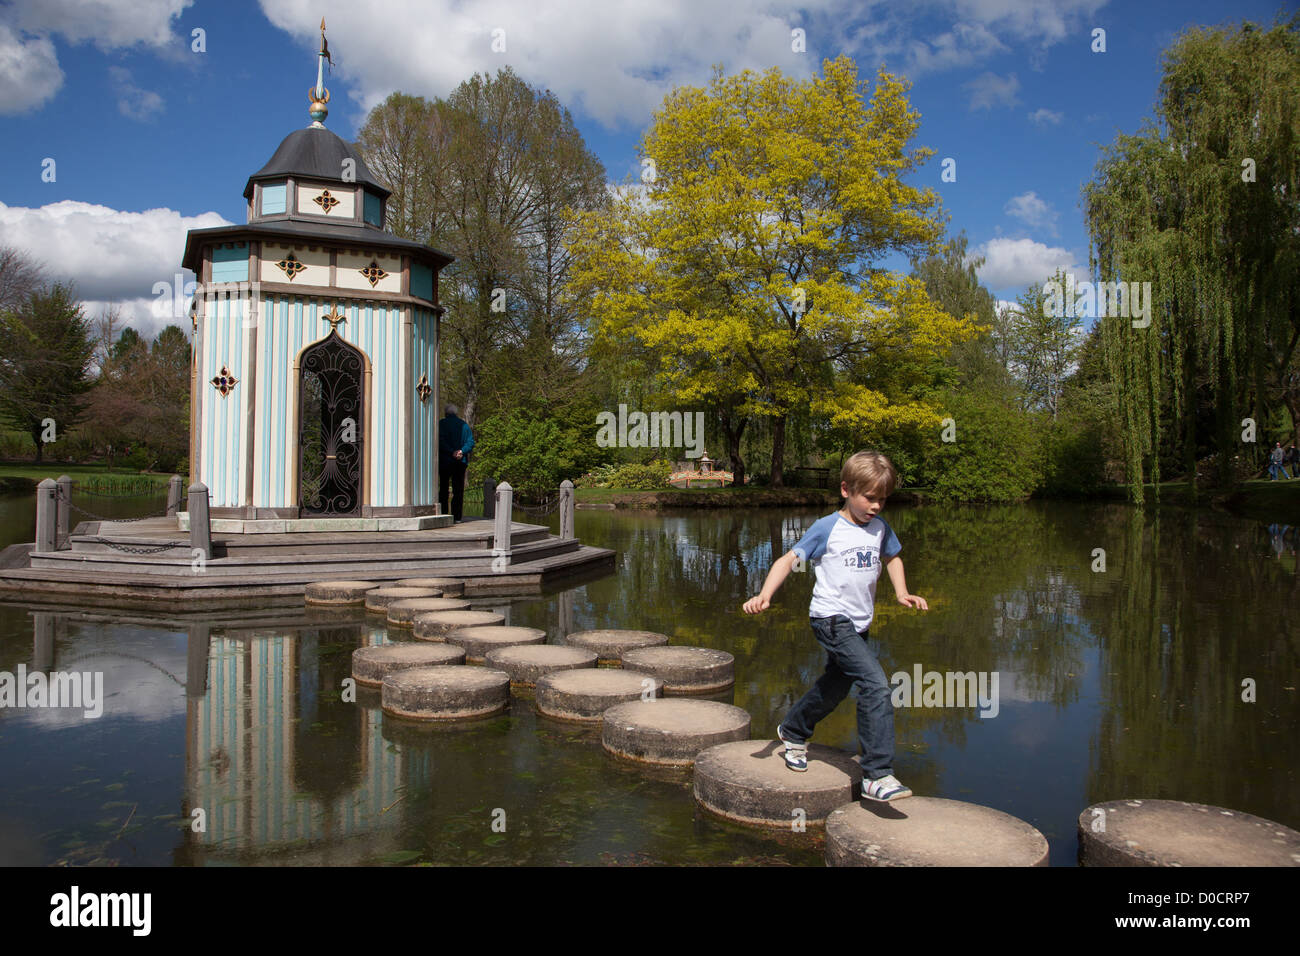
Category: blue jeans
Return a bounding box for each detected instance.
[781,614,895,780]
[1269,462,1286,480]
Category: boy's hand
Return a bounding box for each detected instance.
[897,593,929,610]
[742,595,770,614]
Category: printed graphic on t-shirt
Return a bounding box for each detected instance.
[842,548,877,569]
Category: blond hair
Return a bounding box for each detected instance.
[841,450,897,497]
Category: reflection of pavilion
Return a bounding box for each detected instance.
[184,625,428,863]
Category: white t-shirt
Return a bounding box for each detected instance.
[793,511,902,633]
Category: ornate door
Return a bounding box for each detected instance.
[298,331,363,515]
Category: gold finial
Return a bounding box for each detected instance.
[309,19,332,126]
[322,308,346,333]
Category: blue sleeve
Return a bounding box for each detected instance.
[792,514,836,563]
[879,517,902,558]
[461,421,474,456]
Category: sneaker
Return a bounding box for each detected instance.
[861,774,912,802]
[775,725,808,772]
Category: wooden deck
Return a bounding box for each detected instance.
[0,515,616,609]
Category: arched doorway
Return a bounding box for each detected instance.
[298,330,364,515]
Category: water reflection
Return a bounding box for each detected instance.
[0,499,1295,866]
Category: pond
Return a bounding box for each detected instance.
[0,492,1296,865]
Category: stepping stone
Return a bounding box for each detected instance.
[563,629,670,664]
[444,626,547,663]
[484,645,599,688]
[386,597,472,627]
[413,610,506,642]
[304,580,379,605]
[395,577,466,597]
[1078,799,1300,867]
[826,797,1050,866]
[364,586,440,613]
[602,699,751,766]
[534,668,664,722]
[619,646,735,694]
[381,665,511,720]
[693,740,861,828]
[352,643,466,687]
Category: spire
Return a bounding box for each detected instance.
[308,18,331,127]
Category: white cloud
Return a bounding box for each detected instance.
[1028,107,1063,126]
[949,0,1109,46]
[1003,191,1058,234]
[4,0,193,49]
[108,66,165,121]
[0,24,63,114]
[964,71,1019,110]
[0,200,229,336]
[904,22,1007,73]
[973,237,1078,290]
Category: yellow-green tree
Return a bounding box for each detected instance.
[568,56,981,485]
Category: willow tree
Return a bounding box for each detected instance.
[1083,14,1299,503]
[568,56,978,486]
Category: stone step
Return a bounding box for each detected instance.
[30,535,583,577]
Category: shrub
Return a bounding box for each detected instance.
[606,460,672,490]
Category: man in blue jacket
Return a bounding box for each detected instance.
[439,404,475,521]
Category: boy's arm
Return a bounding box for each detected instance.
[884,553,928,610]
[742,549,802,614]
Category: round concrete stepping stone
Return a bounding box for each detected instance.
[386,597,472,627]
[619,646,735,694]
[693,740,861,828]
[564,629,670,664]
[602,699,751,766]
[381,665,511,720]
[826,797,1049,866]
[444,626,547,663]
[352,643,466,687]
[395,577,466,597]
[305,580,379,605]
[484,645,599,688]
[364,586,440,613]
[535,668,664,722]
[412,610,506,641]
[1078,799,1300,867]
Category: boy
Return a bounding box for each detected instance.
[742,450,927,802]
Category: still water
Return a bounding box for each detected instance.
[0,492,1296,866]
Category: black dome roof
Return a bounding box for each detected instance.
[242,125,390,200]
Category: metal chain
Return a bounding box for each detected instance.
[512,494,560,516]
[54,487,178,523]
[83,537,187,555]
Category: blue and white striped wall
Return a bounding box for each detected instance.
[197,292,437,510]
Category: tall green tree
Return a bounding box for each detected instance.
[1083,13,1300,502]
[569,57,979,486]
[0,283,96,462]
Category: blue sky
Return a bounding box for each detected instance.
[0,0,1289,336]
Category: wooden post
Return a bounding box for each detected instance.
[492,481,512,564]
[34,479,57,553]
[559,479,575,540]
[188,482,212,562]
[482,476,496,520]
[56,474,72,549]
[168,475,183,516]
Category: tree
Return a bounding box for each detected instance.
[0,245,46,313]
[1083,13,1300,501]
[910,231,1006,392]
[0,283,96,462]
[1007,269,1084,419]
[357,70,608,427]
[569,57,980,486]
